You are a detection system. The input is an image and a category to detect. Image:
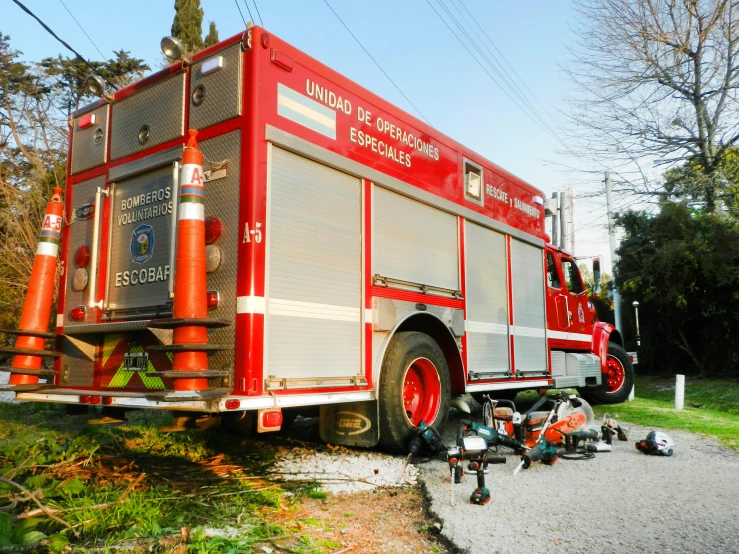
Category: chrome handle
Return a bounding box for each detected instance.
[168,161,180,299]
[88,186,109,309]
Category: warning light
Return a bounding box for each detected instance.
[89,396,101,405]
[204,216,222,244]
[69,306,87,321]
[77,113,96,129]
[224,399,241,410]
[102,396,113,405]
[262,410,282,428]
[207,290,220,309]
[79,395,90,403]
[75,245,91,267]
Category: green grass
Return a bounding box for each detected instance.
[592,376,739,450]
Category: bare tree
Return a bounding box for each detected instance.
[563,0,739,210]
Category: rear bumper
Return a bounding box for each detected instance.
[15,389,375,413]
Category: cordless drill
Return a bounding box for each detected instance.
[459,419,526,453]
[513,438,558,475]
[564,428,601,451]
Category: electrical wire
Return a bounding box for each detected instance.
[11,0,118,90]
[252,0,264,26]
[233,0,247,27]
[58,0,107,60]
[242,0,255,25]
[321,0,430,125]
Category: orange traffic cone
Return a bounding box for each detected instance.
[7,188,64,387]
[171,130,209,391]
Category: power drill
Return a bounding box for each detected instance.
[564,428,600,452]
[513,438,558,475]
[406,419,446,458]
[468,452,506,505]
[459,419,526,453]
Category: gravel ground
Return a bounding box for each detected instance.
[419,409,739,554]
[0,371,14,403]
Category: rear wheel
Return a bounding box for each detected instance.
[378,332,451,453]
[579,343,634,405]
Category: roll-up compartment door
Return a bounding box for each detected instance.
[510,239,547,374]
[266,147,362,384]
[464,221,509,378]
[373,186,459,292]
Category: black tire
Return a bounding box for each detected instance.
[221,411,256,437]
[578,343,634,405]
[470,389,519,404]
[378,332,451,453]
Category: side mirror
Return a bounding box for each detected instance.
[593,258,601,295]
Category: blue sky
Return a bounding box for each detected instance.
[3,0,616,271]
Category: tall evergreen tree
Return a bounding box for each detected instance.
[204,21,219,48]
[171,0,204,56]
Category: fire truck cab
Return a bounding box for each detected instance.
[12,27,634,451]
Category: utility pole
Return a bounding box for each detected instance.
[551,192,559,247]
[568,187,575,254]
[559,190,566,250]
[605,171,622,334]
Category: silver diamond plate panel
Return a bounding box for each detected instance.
[110,73,186,161]
[71,104,109,175]
[199,130,241,376]
[59,335,96,387]
[370,299,462,389]
[189,43,242,130]
[64,176,105,327]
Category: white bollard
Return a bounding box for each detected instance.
[675,374,685,410]
[628,385,635,401]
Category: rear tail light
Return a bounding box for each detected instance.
[224,399,241,410]
[89,396,101,405]
[69,306,87,320]
[102,396,113,405]
[74,245,91,267]
[258,409,283,432]
[79,395,90,403]
[204,216,222,244]
[207,291,220,309]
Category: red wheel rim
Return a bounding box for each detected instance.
[605,354,625,393]
[402,357,441,426]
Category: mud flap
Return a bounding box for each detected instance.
[319,400,379,447]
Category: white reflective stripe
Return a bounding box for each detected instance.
[548,330,592,342]
[512,326,546,338]
[269,298,360,322]
[178,203,205,221]
[56,314,64,327]
[364,308,373,324]
[237,295,266,314]
[181,163,204,185]
[36,242,59,257]
[467,321,508,335]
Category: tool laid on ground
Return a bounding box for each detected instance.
[564,428,601,452]
[458,419,527,453]
[635,431,675,456]
[513,438,559,476]
[603,415,629,441]
[398,419,446,483]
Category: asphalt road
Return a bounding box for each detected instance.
[419,408,739,554]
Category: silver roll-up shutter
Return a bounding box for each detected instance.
[266,148,362,382]
[464,221,509,377]
[373,185,459,291]
[510,239,547,373]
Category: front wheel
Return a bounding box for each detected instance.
[579,343,634,405]
[378,332,451,453]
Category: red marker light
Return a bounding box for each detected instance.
[77,113,96,129]
[69,306,87,321]
[102,396,113,405]
[270,49,294,72]
[89,396,101,405]
[75,245,91,267]
[204,216,222,244]
[207,291,220,309]
[224,399,240,410]
[263,410,283,428]
[79,395,90,403]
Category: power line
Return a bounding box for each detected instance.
[233,0,247,27]
[252,0,264,26]
[11,0,118,90]
[57,0,107,60]
[321,0,430,125]
[242,0,255,25]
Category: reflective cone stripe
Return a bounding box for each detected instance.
[10,188,64,386]
[171,130,208,391]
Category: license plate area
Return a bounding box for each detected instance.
[123,352,149,371]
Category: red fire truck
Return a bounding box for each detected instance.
[11,26,633,451]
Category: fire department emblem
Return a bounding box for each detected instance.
[130,224,154,264]
[578,304,585,323]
